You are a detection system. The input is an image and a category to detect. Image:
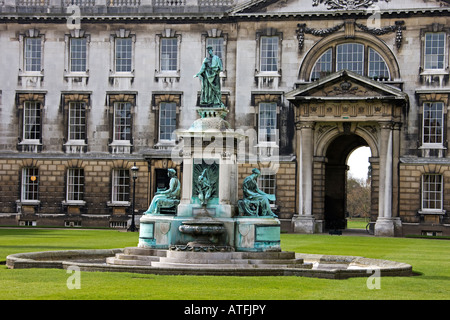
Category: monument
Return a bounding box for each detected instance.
[138,47,281,252]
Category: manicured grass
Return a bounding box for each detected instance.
[0,228,449,300]
[346,217,370,229]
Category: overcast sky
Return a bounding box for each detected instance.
[348,147,371,180]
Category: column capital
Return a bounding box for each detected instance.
[378,121,395,130]
[295,121,315,130]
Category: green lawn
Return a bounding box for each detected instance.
[0,228,449,300]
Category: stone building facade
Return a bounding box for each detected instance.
[0,0,449,236]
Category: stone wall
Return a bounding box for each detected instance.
[0,157,149,227]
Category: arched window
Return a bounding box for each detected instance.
[310,42,391,81]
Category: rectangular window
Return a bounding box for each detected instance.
[206,37,224,61]
[22,167,39,201]
[258,174,276,204]
[336,43,364,75]
[260,36,278,72]
[67,168,84,202]
[161,38,178,72]
[113,102,132,141]
[423,102,444,146]
[25,38,41,72]
[23,102,41,141]
[159,102,177,141]
[424,32,446,70]
[115,38,132,73]
[258,103,277,143]
[112,169,130,203]
[70,38,87,73]
[422,174,443,211]
[68,102,86,141]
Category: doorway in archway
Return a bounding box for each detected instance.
[324,134,370,230]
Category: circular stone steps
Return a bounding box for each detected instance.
[106,247,313,270]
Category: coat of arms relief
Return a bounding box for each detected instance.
[312,0,390,10]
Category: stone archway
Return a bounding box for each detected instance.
[286,70,408,236]
[324,133,369,230]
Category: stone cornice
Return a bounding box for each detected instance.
[0,7,449,22]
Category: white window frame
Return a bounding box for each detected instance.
[424,32,446,71]
[336,43,364,76]
[109,29,135,77]
[69,37,88,73]
[259,36,279,73]
[115,37,133,73]
[68,102,86,143]
[421,174,444,213]
[22,101,41,143]
[422,102,445,148]
[159,102,177,143]
[66,168,85,203]
[368,48,390,80]
[155,29,181,80]
[18,29,45,87]
[113,102,132,143]
[311,48,333,81]
[21,167,39,202]
[258,102,278,145]
[257,174,276,207]
[111,169,130,204]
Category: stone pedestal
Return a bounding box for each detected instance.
[235,217,281,252]
[292,215,316,234]
[374,217,395,237]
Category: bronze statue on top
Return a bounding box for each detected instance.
[194,46,225,108]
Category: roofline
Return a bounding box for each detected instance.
[0,6,449,22]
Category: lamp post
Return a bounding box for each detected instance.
[129,163,139,232]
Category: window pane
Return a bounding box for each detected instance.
[422,174,442,210]
[260,37,278,72]
[67,168,84,201]
[311,48,332,80]
[257,174,276,201]
[206,37,224,61]
[337,43,364,75]
[368,48,390,80]
[115,38,132,72]
[70,38,87,72]
[114,102,132,141]
[161,38,178,71]
[22,167,39,201]
[424,33,445,70]
[258,103,277,142]
[423,102,444,145]
[159,102,176,141]
[68,102,86,141]
[23,102,41,140]
[112,169,129,202]
[25,38,41,72]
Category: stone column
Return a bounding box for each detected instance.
[292,121,315,233]
[375,122,395,236]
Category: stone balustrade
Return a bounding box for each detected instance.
[1,0,234,11]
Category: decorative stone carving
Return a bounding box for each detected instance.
[312,0,391,10]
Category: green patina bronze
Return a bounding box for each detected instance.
[193,161,218,206]
[144,169,180,215]
[194,46,225,108]
[238,168,277,217]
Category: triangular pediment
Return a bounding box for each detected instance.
[286,70,408,102]
[230,0,449,14]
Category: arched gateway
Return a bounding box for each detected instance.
[286,70,408,236]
